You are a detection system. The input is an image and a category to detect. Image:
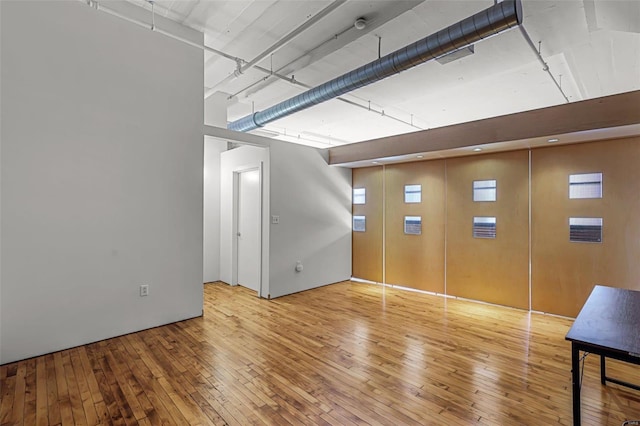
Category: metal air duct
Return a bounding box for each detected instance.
[228,0,523,132]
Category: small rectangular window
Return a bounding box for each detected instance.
[473,217,496,239]
[569,217,602,243]
[473,180,497,202]
[569,173,602,199]
[353,215,366,232]
[353,188,366,204]
[404,216,422,235]
[404,184,422,203]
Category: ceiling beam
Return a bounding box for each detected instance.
[328,90,640,165]
[203,125,272,148]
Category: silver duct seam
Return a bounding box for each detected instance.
[228,0,523,132]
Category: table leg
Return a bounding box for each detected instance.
[571,342,581,426]
[600,355,606,385]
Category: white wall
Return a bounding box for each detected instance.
[217,138,351,300]
[205,92,230,127]
[203,137,227,283]
[268,141,352,298]
[202,93,229,283]
[219,145,270,297]
[0,1,203,364]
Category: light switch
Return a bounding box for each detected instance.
[272,215,280,224]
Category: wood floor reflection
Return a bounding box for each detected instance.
[2,281,639,425]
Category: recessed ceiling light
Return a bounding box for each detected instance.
[473,148,482,152]
[417,155,424,159]
[372,161,379,164]
[547,138,559,143]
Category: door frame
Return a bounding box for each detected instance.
[231,162,265,297]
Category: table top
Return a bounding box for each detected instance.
[566,285,640,355]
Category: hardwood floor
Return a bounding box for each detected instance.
[2,281,639,425]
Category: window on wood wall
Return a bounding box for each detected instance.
[353,188,366,204]
[404,184,422,203]
[569,173,602,199]
[473,180,497,202]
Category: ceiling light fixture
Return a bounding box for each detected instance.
[354,17,367,30]
[372,161,379,164]
[417,155,424,159]
[547,138,559,143]
[473,148,482,152]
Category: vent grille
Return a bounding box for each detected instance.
[569,217,602,243]
[473,217,496,239]
[353,215,366,232]
[404,216,422,235]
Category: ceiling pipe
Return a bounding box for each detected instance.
[83,0,339,108]
[84,0,244,64]
[224,14,425,131]
[228,0,523,132]
[518,26,570,103]
[207,0,347,94]
[242,0,346,73]
[208,1,423,101]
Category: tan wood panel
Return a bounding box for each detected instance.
[531,137,640,317]
[446,150,530,309]
[2,281,639,425]
[352,166,383,282]
[385,160,446,292]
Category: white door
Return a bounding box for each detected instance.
[237,169,261,293]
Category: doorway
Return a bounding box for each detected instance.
[236,168,261,294]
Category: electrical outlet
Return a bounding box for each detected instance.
[272,215,280,224]
[140,284,149,297]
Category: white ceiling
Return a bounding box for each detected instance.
[126,0,640,149]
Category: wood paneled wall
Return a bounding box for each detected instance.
[531,137,640,317]
[352,166,383,282]
[385,161,445,293]
[351,137,640,316]
[445,151,529,310]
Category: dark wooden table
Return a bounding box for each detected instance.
[565,285,640,426]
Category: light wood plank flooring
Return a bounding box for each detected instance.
[2,281,639,425]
